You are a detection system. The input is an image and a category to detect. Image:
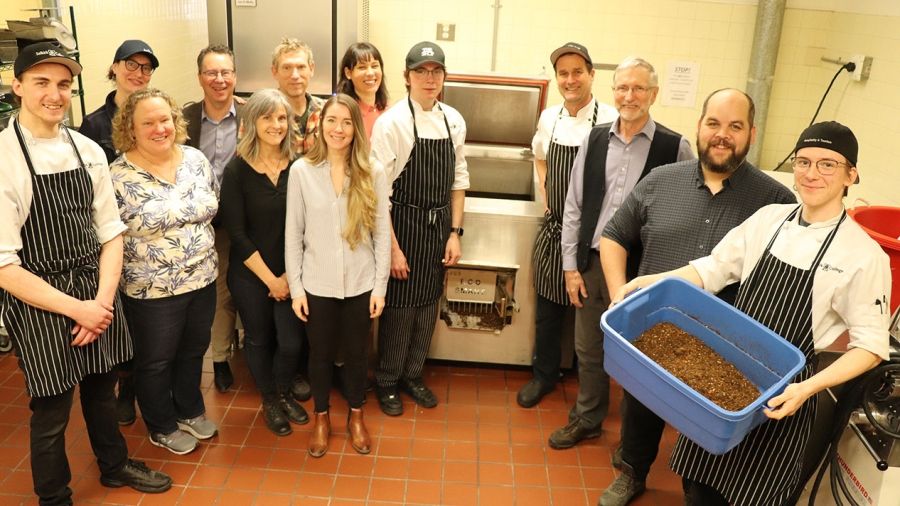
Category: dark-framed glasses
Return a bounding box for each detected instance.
[201,69,236,80]
[124,59,155,76]
[412,67,445,79]
[790,156,847,176]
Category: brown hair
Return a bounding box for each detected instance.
[271,38,314,68]
[305,94,376,249]
[196,44,235,73]
[236,89,294,162]
[337,42,389,110]
[112,88,188,153]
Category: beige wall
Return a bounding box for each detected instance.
[369,0,899,206]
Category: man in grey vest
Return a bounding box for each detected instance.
[554,57,694,449]
[596,89,795,505]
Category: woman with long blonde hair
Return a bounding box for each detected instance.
[285,93,390,457]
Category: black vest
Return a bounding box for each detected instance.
[576,121,682,274]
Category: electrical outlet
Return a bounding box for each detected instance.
[436,23,455,41]
[849,54,873,81]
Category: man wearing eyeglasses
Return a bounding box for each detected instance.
[80,40,159,163]
[596,88,795,506]
[183,44,243,394]
[554,57,694,451]
[370,41,468,417]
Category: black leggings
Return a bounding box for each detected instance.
[682,477,729,506]
[305,291,371,412]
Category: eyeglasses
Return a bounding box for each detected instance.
[612,85,651,96]
[123,59,155,76]
[412,67,445,79]
[201,69,236,79]
[790,156,847,176]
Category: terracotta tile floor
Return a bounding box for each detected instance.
[0,349,683,505]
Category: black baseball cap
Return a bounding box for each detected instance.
[113,40,160,68]
[550,42,592,68]
[406,41,445,69]
[794,121,860,183]
[14,41,82,78]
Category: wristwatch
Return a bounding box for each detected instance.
[450,227,464,237]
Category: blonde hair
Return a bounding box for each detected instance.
[305,94,376,249]
[271,38,314,67]
[236,89,294,162]
[112,88,188,153]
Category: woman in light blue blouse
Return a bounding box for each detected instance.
[285,94,390,458]
[110,88,219,456]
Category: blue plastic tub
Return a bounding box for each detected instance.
[601,278,807,455]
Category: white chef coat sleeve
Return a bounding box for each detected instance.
[835,249,892,360]
[531,108,553,161]
[85,150,128,245]
[370,115,401,192]
[0,173,24,268]
[450,112,469,191]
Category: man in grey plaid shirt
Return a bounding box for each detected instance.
[596,88,796,506]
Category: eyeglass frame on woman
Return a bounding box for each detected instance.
[201,69,235,79]
[790,156,848,176]
[411,67,445,79]
[123,59,155,76]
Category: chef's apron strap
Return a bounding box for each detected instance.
[407,97,453,140]
[13,120,89,177]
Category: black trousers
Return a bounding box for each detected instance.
[122,283,215,434]
[620,390,666,481]
[305,291,371,412]
[531,294,569,386]
[28,370,128,505]
[228,271,302,400]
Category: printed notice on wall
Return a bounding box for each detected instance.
[662,61,699,108]
[236,0,257,7]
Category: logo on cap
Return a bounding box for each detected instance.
[36,49,64,58]
[421,47,435,57]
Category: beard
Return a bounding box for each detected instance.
[698,135,750,174]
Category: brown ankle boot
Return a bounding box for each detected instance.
[308,411,330,458]
[348,408,371,454]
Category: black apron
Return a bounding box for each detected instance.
[1,120,132,398]
[671,205,845,506]
[385,98,455,307]
[532,101,599,304]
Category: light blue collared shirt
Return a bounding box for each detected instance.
[199,102,238,183]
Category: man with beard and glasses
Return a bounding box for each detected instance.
[595,88,796,506]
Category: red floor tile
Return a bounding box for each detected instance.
[0,351,687,505]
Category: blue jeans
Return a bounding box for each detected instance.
[227,271,302,400]
[122,283,215,434]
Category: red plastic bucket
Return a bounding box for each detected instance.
[847,206,900,314]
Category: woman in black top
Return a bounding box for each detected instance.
[219,89,308,435]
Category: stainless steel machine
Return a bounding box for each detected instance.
[424,74,572,366]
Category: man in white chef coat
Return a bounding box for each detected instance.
[0,42,172,505]
[518,42,618,409]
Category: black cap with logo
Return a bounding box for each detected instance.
[14,41,82,78]
[794,121,860,183]
[113,39,160,68]
[405,41,445,70]
[550,42,593,69]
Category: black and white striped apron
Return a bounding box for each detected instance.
[671,205,845,505]
[1,120,132,398]
[532,101,599,304]
[385,99,455,308]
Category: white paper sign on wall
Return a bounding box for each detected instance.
[236,0,257,7]
[662,61,699,108]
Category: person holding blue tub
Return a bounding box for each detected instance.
[613,121,890,506]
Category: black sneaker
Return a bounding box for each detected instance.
[548,419,601,449]
[100,459,172,494]
[291,375,312,402]
[213,361,234,393]
[516,378,554,408]
[400,378,437,408]
[376,385,403,416]
[262,401,292,436]
[279,393,309,424]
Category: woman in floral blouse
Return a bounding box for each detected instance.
[110,88,219,456]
